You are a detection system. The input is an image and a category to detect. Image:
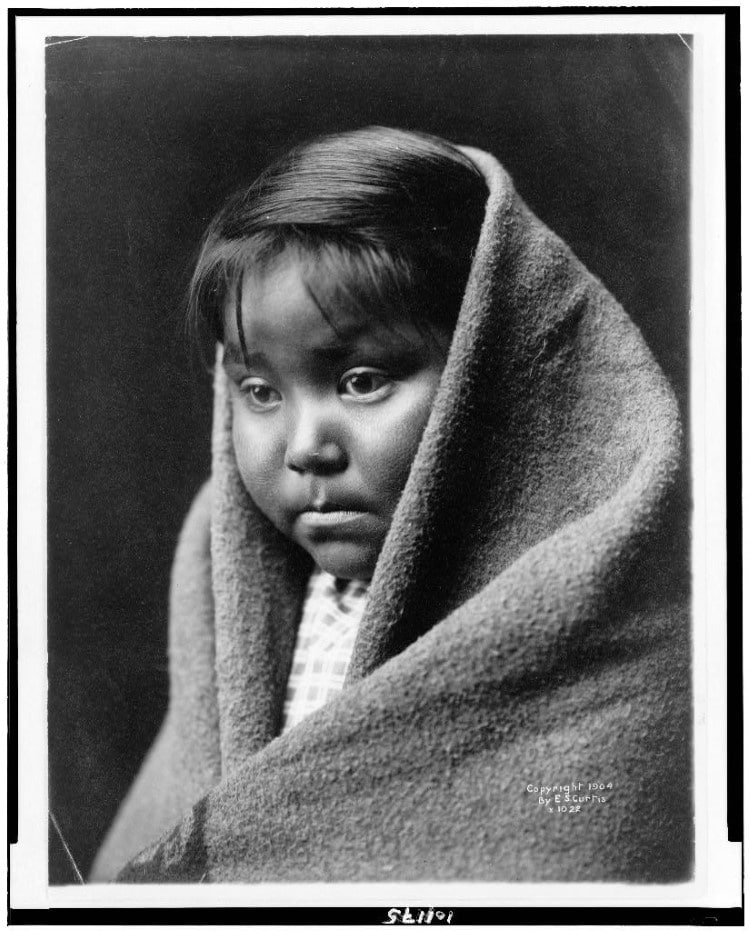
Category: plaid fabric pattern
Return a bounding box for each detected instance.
[280,568,369,734]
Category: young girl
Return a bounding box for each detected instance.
[92,126,691,883]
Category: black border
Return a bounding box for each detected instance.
[4,5,746,17]
[8,0,18,860]
[725,5,743,850]
[6,906,748,925]
[9,4,742,925]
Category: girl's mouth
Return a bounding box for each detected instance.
[297,510,369,529]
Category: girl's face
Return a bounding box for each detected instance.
[222,255,450,580]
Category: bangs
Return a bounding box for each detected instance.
[187,229,433,354]
[186,229,289,346]
[297,240,421,338]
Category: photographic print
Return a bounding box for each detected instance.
[12,8,738,918]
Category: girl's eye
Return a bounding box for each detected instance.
[239,378,281,411]
[339,369,393,400]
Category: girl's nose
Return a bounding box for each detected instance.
[284,407,348,476]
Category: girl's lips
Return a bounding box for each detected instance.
[296,509,369,530]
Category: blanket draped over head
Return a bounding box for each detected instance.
[92,147,692,883]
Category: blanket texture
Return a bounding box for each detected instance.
[91,147,692,883]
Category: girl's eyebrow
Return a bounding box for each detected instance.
[308,342,363,363]
[222,342,269,369]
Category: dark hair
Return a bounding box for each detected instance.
[187,126,488,348]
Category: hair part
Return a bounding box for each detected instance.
[187,126,488,352]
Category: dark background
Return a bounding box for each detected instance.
[46,34,690,883]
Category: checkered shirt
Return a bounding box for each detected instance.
[280,568,369,734]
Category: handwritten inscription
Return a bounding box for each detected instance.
[527,781,613,813]
[383,907,454,924]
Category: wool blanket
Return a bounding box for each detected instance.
[91,147,692,883]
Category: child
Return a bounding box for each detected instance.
[92,127,691,883]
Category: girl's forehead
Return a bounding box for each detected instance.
[225,253,449,355]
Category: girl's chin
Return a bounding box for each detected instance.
[303,538,379,582]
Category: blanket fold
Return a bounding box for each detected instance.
[91,146,692,884]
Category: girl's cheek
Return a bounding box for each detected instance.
[232,412,282,489]
[366,382,439,496]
